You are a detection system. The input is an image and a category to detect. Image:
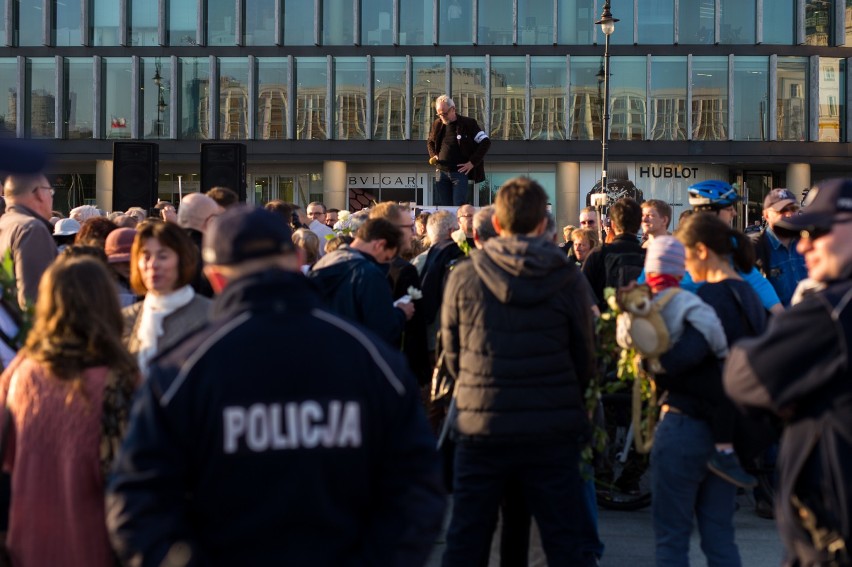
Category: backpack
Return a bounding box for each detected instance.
[603,246,646,289]
[753,231,777,280]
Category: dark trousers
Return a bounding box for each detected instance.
[435,171,471,206]
[442,441,600,567]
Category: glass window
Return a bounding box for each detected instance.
[0,59,18,135]
[439,0,472,44]
[649,56,687,141]
[257,57,289,140]
[373,57,405,140]
[362,0,393,45]
[219,58,249,140]
[518,0,554,45]
[777,57,807,141]
[323,0,353,45]
[678,0,714,44]
[16,0,43,46]
[130,0,159,46]
[818,58,844,142]
[720,0,754,44]
[764,0,794,44]
[400,0,430,45]
[449,56,485,128]
[104,58,132,140]
[557,0,594,45]
[691,57,728,140]
[805,0,831,46]
[478,0,512,45]
[64,57,93,139]
[142,58,171,139]
[609,56,646,141]
[169,0,197,46]
[284,0,314,45]
[245,0,277,45]
[637,0,673,44]
[604,2,634,46]
[92,0,120,46]
[26,58,56,138]
[530,56,567,141]
[179,57,210,139]
[412,57,445,140]
[490,57,526,140]
[569,56,602,141]
[55,0,82,46]
[334,57,366,140]
[295,57,327,140]
[732,56,767,141]
[847,0,852,46]
[208,0,236,46]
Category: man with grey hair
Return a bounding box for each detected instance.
[428,95,491,206]
[472,205,497,247]
[420,210,463,330]
[178,192,223,297]
[306,201,335,256]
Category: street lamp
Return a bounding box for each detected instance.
[595,1,618,232]
[153,61,167,138]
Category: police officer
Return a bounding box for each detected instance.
[107,205,445,566]
[724,178,852,566]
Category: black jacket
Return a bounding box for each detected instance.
[441,236,596,444]
[581,234,645,309]
[427,114,490,183]
[106,269,445,567]
[419,238,465,326]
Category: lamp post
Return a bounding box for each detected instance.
[595,0,618,239]
[153,61,167,138]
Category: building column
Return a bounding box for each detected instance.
[323,160,347,211]
[556,161,581,239]
[786,163,811,201]
[96,159,114,212]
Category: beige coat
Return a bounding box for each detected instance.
[122,295,211,360]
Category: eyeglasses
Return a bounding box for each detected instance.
[436,107,455,118]
[458,214,473,219]
[799,217,852,241]
[32,186,54,197]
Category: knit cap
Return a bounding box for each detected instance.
[644,235,685,278]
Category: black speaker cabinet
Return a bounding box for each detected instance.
[112,142,159,213]
[200,143,247,202]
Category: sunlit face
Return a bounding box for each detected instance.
[138,238,180,295]
[572,236,591,262]
[796,216,852,282]
[579,211,598,230]
[306,204,326,224]
[763,204,799,230]
[394,210,415,253]
[641,206,668,237]
[457,205,475,236]
[716,205,736,225]
[326,211,338,227]
[436,103,456,125]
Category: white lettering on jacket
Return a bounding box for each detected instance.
[223,401,362,453]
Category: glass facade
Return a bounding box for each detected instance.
[295,57,328,140]
[530,57,566,141]
[638,0,674,44]
[143,58,171,139]
[362,0,394,45]
[478,0,512,45]
[208,0,236,46]
[649,56,687,141]
[764,0,795,44]
[93,0,120,46]
[257,57,289,140]
[180,57,209,139]
[720,0,755,44]
[412,56,445,140]
[55,0,83,46]
[323,0,354,46]
[284,0,314,45]
[679,0,715,45]
[130,0,159,46]
[17,0,43,47]
[65,57,93,139]
[818,58,844,142]
[439,0,472,45]
[490,57,526,140]
[170,0,198,46]
[400,0,431,45]
[609,57,646,141]
[449,56,485,128]
[334,57,367,140]
[777,57,808,141]
[733,57,768,141]
[806,0,832,46]
[569,57,601,141]
[518,0,554,45]
[27,58,56,138]
[104,58,132,139]
[556,0,595,45]
[219,58,249,139]
[0,60,17,135]
[245,0,277,45]
[373,57,406,140]
[692,57,728,141]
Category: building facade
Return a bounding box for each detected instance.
[1,0,851,230]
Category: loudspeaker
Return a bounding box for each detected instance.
[200,143,247,202]
[112,142,159,213]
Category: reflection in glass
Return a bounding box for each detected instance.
[26,58,56,138]
[142,58,171,139]
[323,0,353,45]
[219,58,249,139]
[518,0,554,45]
[847,0,852,46]
[169,0,197,46]
[679,0,714,45]
[478,0,512,45]
[373,57,406,140]
[362,0,393,45]
[530,57,566,140]
[93,0,120,46]
[649,56,686,141]
[720,0,754,44]
[55,0,83,46]
[609,57,646,141]
[412,57,445,140]
[334,58,366,140]
[691,57,728,140]
[179,57,210,139]
[400,0,431,45]
[805,0,831,46]
[284,0,314,45]
[490,57,526,140]
[245,0,277,45]
[295,58,327,140]
[104,58,133,140]
[569,56,602,141]
[0,59,16,135]
[764,0,794,44]
[130,0,158,46]
[607,1,634,45]
[208,0,236,46]
[818,58,844,142]
[257,57,288,140]
[732,57,767,141]
[65,58,94,139]
[637,0,674,44]
[557,0,594,45]
[439,0,472,44]
[17,0,42,46]
[450,56,486,128]
[777,57,807,141]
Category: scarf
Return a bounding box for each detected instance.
[136,284,195,370]
[646,273,681,294]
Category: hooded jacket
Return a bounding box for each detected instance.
[440,236,596,444]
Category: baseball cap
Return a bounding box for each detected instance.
[763,188,798,212]
[104,227,137,263]
[774,179,852,238]
[53,217,81,237]
[203,204,295,265]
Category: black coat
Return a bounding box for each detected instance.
[427,114,490,183]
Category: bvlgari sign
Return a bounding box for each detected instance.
[347,175,422,188]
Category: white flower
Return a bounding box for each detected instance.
[451,229,467,246]
[337,210,351,222]
[407,286,423,300]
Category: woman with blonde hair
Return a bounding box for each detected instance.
[292,227,320,273]
[0,256,139,566]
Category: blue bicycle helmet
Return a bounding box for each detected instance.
[687,180,741,210]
